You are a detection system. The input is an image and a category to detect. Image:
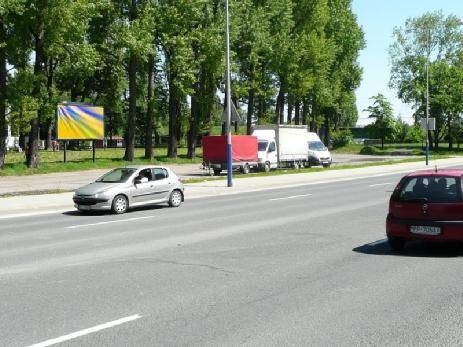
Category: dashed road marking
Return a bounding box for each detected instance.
[66,216,156,229]
[27,314,142,347]
[269,194,313,201]
[369,182,393,188]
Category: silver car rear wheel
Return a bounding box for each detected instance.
[112,195,128,214]
[169,190,183,207]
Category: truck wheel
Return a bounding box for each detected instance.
[264,162,271,173]
[213,169,221,176]
[241,164,250,174]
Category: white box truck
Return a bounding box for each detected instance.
[251,125,308,171]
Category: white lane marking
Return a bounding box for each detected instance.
[367,239,387,247]
[369,182,393,188]
[269,194,313,201]
[27,314,142,347]
[67,216,156,229]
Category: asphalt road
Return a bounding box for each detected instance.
[2,169,463,346]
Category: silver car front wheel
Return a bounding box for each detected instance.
[112,195,128,214]
[169,190,183,207]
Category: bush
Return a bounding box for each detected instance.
[360,145,381,155]
[331,130,353,148]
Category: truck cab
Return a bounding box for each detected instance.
[257,139,278,171]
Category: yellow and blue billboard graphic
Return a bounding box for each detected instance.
[57,104,105,140]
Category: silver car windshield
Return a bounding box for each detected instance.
[96,168,136,183]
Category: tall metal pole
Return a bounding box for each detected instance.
[225,0,233,187]
[425,60,430,166]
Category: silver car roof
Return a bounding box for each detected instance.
[120,165,174,172]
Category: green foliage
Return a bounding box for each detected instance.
[390,11,463,148]
[363,93,397,146]
[330,129,353,148]
[359,145,380,155]
[2,0,366,169]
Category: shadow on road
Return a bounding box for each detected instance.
[62,204,167,217]
[353,239,463,258]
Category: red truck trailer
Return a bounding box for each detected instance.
[202,135,259,175]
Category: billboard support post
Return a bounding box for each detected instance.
[63,141,67,163]
[92,140,96,163]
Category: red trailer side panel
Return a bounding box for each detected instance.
[202,135,227,163]
[202,135,258,164]
[232,135,258,162]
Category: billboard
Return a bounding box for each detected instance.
[57,103,105,140]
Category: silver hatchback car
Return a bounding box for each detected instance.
[73,165,184,214]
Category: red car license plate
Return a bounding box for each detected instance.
[410,225,441,236]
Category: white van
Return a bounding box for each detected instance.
[307,132,332,167]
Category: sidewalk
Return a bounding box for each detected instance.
[0,157,460,218]
[0,163,205,195]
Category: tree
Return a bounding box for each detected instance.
[364,93,395,149]
[390,11,463,149]
[0,1,25,169]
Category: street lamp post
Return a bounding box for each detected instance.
[225,0,233,187]
[425,59,429,166]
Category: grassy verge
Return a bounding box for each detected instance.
[1,147,202,176]
[183,155,452,183]
[332,143,463,156]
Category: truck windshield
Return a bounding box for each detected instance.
[258,141,268,151]
[309,141,326,151]
[96,168,136,183]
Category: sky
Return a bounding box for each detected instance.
[352,0,463,126]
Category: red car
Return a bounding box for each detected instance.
[386,169,463,251]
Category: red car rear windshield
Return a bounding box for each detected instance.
[395,176,461,203]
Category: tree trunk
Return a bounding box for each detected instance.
[167,79,179,158]
[287,95,294,124]
[124,52,137,161]
[323,111,330,145]
[310,97,317,132]
[294,100,300,125]
[124,1,139,161]
[279,92,285,125]
[28,23,46,168]
[0,20,6,169]
[275,88,284,125]
[45,119,53,150]
[302,100,308,126]
[187,82,200,159]
[448,116,453,150]
[232,96,239,133]
[246,88,255,135]
[145,54,155,160]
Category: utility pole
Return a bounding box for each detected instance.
[425,59,430,166]
[225,0,233,187]
[425,27,431,166]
